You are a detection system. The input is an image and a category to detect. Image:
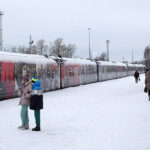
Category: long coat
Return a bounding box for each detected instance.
[19,81,32,106]
[134,71,139,78]
[30,80,43,110]
[145,70,150,90]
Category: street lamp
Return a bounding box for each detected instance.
[88,28,92,59]
[106,40,110,61]
[29,35,34,54]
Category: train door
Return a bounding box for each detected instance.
[0,61,15,99]
[0,61,6,100]
[74,65,79,86]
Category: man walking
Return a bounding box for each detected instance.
[134,71,140,83]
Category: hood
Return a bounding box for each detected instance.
[147,70,150,76]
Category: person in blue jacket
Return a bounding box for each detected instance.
[30,77,43,131]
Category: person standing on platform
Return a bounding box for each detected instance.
[30,77,43,131]
[134,71,140,83]
[18,75,32,130]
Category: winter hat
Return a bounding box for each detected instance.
[32,77,38,82]
[23,75,29,82]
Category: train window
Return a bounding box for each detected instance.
[74,67,79,76]
[68,66,74,76]
[50,69,55,79]
[104,66,107,73]
[47,65,51,78]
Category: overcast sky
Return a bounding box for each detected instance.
[1,0,150,61]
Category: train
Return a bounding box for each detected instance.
[0,51,145,100]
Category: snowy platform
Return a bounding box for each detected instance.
[0,74,150,150]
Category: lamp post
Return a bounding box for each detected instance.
[132,48,134,62]
[88,28,92,59]
[29,35,34,54]
[106,40,110,61]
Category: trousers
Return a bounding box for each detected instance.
[21,105,29,125]
[34,110,40,126]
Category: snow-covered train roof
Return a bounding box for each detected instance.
[127,63,145,67]
[98,61,117,66]
[134,64,145,67]
[61,57,96,65]
[98,61,127,67]
[0,51,55,64]
[1,52,145,68]
[126,63,136,67]
[114,62,127,67]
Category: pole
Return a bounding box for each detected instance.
[29,35,34,54]
[88,28,92,59]
[132,49,133,62]
[106,40,110,61]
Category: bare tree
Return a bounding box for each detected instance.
[50,38,76,58]
[36,39,48,55]
[66,44,76,58]
[10,47,17,53]
[144,46,150,60]
[7,38,76,58]
[95,52,107,61]
[17,46,26,54]
[50,38,64,56]
[32,45,37,54]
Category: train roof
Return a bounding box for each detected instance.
[0,51,55,64]
[134,64,145,67]
[60,57,96,65]
[98,61,117,66]
[99,61,127,67]
[127,63,145,67]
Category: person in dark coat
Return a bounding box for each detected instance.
[145,70,150,100]
[30,77,43,131]
[145,68,149,76]
[134,71,140,83]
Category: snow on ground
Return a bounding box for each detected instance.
[0,74,150,150]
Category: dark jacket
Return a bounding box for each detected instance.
[134,71,139,78]
[145,70,150,90]
[30,80,43,110]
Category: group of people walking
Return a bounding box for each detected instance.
[18,75,43,131]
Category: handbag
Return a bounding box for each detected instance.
[144,87,148,93]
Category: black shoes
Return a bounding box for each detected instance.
[32,126,41,131]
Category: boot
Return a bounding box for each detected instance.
[24,124,29,130]
[18,125,25,129]
[32,126,40,131]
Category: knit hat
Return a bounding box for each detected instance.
[23,75,29,82]
[32,77,38,82]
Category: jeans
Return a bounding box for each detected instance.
[21,105,29,126]
[34,110,40,126]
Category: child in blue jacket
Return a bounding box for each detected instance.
[30,77,43,131]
